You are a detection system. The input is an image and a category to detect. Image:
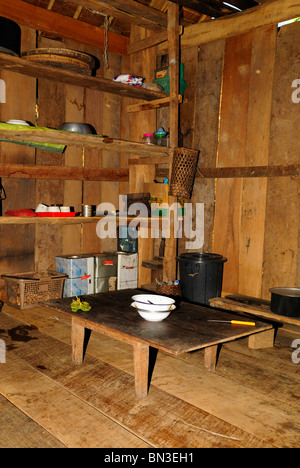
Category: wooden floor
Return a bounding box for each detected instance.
[0,302,300,448]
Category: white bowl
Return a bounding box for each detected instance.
[6,119,30,126]
[131,294,175,312]
[131,303,176,321]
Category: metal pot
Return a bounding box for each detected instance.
[59,122,95,134]
[0,17,21,57]
[269,287,300,317]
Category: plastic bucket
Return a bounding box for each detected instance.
[177,252,227,305]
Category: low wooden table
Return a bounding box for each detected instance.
[47,289,274,398]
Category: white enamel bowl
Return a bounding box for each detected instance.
[131,294,175,312]
[6,120,30,126]
[131,303,176,322]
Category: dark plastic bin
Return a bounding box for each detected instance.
[177,253,227,306]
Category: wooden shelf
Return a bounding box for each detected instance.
[0,216,138,225]
[0,53,168,101]
[0,216,103,225]
[209,295,300,328]
[0,128,172,158]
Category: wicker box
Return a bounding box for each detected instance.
[156,282,182,297]
[3,271,67,309]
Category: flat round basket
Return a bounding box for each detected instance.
[21,48,96,75]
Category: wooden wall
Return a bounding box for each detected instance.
[0,19,299,302]
[0,26,122,290]
[180,22,300,300]
[0,25,36,288]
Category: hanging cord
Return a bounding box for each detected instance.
[103,16,110,69]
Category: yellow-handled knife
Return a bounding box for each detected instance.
[208,319,256,326]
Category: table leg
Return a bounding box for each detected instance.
[204,344,218,371]
[133,342,150,398]
[248,328,275,349]
[72,318,85,364]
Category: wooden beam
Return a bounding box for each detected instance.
[0,0,128,55]
[129,156,170,165]
[167,0,233,17]
[163,2,180,284]
[196,164,300,178]
[181,0,300,48]
[127,26,183,54]
[127,30,169,54]
[70,0,167,31]
[168,3,180,148]
[0,164,129,181]
[126,95,182,112]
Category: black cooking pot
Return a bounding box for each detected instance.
[269,287,300,318]
[0,17,21,57]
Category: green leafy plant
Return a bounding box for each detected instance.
[70,296,91,312]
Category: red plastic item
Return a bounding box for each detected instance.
[37,212,78,217]
[5,209,37,217]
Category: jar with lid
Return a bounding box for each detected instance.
[143,133,154,145]
[154,127,167,146]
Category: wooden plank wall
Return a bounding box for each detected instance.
[0,27,122,287]
[182,22,299,300]
[127,25,157,287]
[0,26,36,295]
[262,22,300,298]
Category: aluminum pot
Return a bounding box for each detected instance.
[59,122,94,134]
[269,287,300,317]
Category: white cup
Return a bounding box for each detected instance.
[36,203,48,213]
[60,206,70,212]
[48,206,60,212]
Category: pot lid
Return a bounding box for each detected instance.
[269,287,300,297]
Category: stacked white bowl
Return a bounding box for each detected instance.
[131,294,176,322]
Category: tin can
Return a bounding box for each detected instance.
[82,204,92,217]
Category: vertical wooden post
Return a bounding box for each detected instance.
[163,2,180,283]
[129,25,156,288]
[168,2,179,149]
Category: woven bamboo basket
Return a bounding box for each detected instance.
[156,282,182,297]
[22,48,96,76]
[169,147,199,199]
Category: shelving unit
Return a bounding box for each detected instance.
[0,2,182,288]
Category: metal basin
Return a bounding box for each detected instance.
[269,287,300,318]
[59,122,94,134]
